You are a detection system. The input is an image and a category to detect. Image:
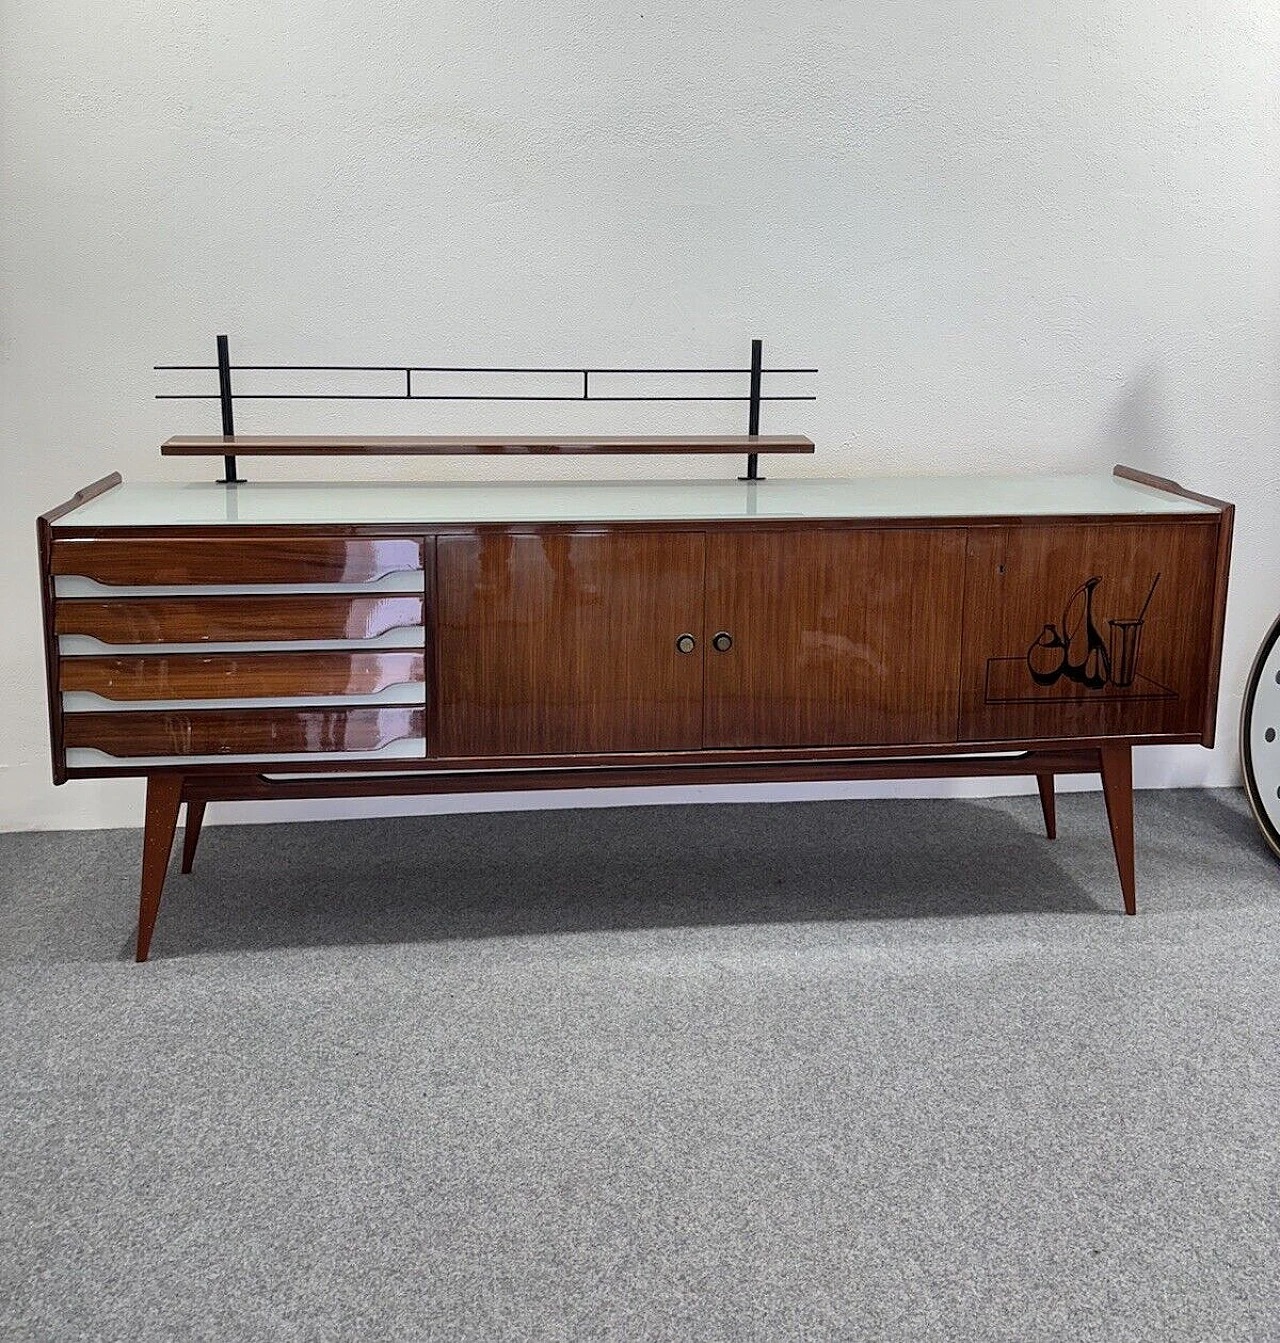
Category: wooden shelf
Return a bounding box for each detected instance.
[160,434,815,458]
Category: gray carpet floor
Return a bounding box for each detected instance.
[1,787,1277,1342]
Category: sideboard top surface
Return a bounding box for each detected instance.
[52,473,1222,529]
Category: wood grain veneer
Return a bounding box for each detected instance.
[436,531,705,756]
[1099,743,1136,915]
[1112,467,1235,746]
[703,528,967,747]
[1202,505,1234,746]
[958,520,1219,743]
[60,650,425,700]
[50,536,424,586]
[55,594,426,644]
[181,799,206,873]
[137,774,183,961]
[161,434,815,456]
[1112,466,1234,746]
[64,706,426,757]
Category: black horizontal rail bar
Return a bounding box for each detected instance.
[154,364,819,374]
[155,393,817,402]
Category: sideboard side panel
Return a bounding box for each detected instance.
[1200,506,1234,747]
[959,520,1220,742]
[37,514,66,783]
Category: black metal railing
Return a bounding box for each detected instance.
[156,335,816,483]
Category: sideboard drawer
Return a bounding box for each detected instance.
[63,707,426,758]
[60,650,425,701]
[50,536,423,586]
[54,594,426,644]
[51,535,431,766]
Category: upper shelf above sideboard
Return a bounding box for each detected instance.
[160,434,816,458]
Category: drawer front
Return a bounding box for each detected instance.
[61,651,425,701]
[64,708,425,758]
[51,536,423,586]
[55,533,430,769]
[55,594,425,644]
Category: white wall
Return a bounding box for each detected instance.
[2,1,1277,831]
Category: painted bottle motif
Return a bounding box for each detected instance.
[1062,577,1111,689]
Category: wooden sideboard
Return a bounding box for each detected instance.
[38,466,1233,959]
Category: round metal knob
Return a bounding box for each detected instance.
[712,631,733,653]
[675,633,696,654]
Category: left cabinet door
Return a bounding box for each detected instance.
[436,531,706,757]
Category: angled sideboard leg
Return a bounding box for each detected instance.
[137,774,184,962]
[1036,774,1057,839]
[181,799,207,875]
[1098,745,1136,916]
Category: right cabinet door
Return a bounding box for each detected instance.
[704,528,967,748]
[959,520,1220,742]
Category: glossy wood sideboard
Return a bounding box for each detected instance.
[37,467,1233,959]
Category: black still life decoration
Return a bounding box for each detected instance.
[1026,573,1160,692]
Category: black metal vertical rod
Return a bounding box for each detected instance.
[216,334,243,484]
[743,337,763,481]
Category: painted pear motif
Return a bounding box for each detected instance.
[1027,623,1067,685]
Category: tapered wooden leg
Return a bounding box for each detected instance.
[181,799,206,874]
[1099,744,1136,916]
[137,774,184,961]
[1035,773,1057,839]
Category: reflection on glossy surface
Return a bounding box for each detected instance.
[704,529,968,748]
[54,594,426,644]
[50,537,424,586]
[53,572,425,599]
[60,651,426,700]
[64,707,426,757]
[62,684,423,712]
[437,532,704,756]
[65,738,428,769]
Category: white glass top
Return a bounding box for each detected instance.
[54,474,1219,528]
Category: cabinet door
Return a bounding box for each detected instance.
[959,521,1219,742]
[436,531,705,757]
[704,528,967,748]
